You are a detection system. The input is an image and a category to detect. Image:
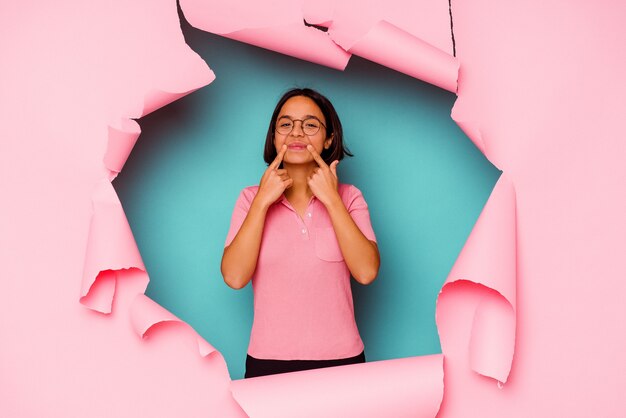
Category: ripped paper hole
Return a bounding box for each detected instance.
[77,1,517,416]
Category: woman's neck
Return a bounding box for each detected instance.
[282,161,317,200]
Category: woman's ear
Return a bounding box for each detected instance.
[324,134,334,149]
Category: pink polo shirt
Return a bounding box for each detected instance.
[224,183,377,360]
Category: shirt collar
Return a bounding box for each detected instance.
[277,193,316,207]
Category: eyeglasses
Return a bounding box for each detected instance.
[275,116,326,136]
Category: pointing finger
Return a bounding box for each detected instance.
[306,144,328,169]
[330,160,339,177]
[270,144,287,169]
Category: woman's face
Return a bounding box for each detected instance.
[273,95,333,166]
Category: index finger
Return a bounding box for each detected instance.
[306,144,328,169]
[270,144,287,169]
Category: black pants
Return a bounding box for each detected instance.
[244,350,366,378]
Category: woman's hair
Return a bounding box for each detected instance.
[263,88,354,166]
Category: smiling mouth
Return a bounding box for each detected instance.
[287,144,307,150]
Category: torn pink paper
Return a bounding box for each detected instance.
[139,86,211,117]
[436,174,517,383]
[80,179,146,314]
[231,354,444,418]
[179,0,351,69]
[131,294,217,358]
[450,109,487,157]
[322,0,453,54]
[226,24,352,70]
[179,0,457,90]
[104,119,141,180]
[5,1,625,417]
[324,1,458,91]
[105,78,215,181]
[78,0,488,415]
[2,1,244,416]
[347,20,458,92]
[85,55,215,310]
[302,0,335,27]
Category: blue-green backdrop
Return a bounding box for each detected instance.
[113,14,501,380]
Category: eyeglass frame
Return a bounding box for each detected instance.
[274,116,327,136]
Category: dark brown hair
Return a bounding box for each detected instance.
[263,88,354,166]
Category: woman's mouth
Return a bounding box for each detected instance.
[287,143,307,151]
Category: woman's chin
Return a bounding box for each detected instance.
[283,157,314,166]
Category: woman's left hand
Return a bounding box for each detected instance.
[306,144,341,207]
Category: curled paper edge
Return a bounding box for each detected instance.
[450,115,487,157]
[436,173,517,383]
[230,354,444,418]
[130,294,217,358]
[469,290,515,383]
[104,119,141,181]
[80,179,146,313]
[226,24,351,70]
[138,85,211,118]
[84,68,215,311]
[301,0,335,28]
[344,20,459,93]
[179,3,457,91]
[78,4,516,415]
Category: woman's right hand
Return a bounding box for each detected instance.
[254,144,293,208]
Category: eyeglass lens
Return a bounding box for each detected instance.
[276,117,321,135]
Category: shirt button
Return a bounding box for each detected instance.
[306,212,312,217]
[301,228,307,234]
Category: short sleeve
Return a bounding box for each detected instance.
[224,188,254,248]
[346,185,377,243]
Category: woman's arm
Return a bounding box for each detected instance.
[326,196,380,285]
[221,197,271,290]
[221,145,291,289]
[304,145,380,285]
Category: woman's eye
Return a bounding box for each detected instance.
[305,122,319,128]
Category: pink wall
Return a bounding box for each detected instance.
[1,1,624,417]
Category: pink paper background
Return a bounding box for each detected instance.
[2,0,625,417]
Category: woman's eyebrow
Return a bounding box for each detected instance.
[278,114,321,120]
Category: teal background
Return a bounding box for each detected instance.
[113,14,501,380]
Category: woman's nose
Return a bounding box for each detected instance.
[290,120,305,136]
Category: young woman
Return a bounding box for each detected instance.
[221,88,380,378]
